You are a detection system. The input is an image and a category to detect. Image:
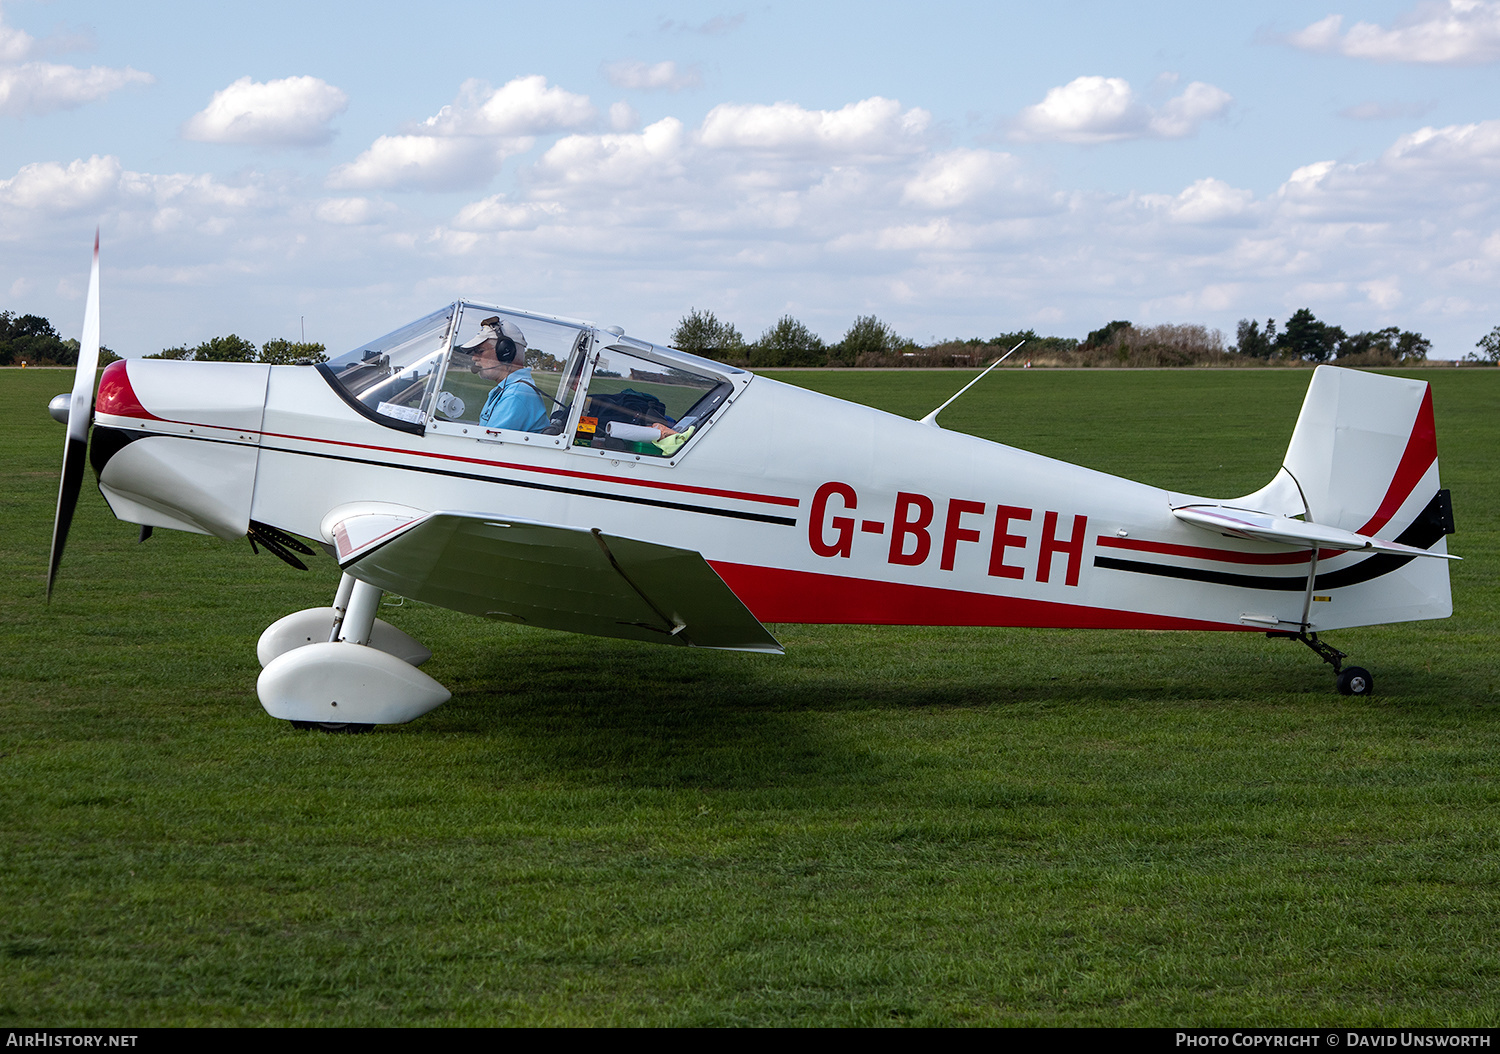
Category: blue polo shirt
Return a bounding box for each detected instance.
[478,368,550,432]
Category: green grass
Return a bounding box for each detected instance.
[2,365,1498,1026]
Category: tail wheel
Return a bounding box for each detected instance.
[1336,667,1374,696]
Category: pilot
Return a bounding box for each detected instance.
[462,316,550,432]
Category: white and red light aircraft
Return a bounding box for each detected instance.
[49,240,1457,729]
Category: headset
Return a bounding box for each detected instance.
[468,316,523,370]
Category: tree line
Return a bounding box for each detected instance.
[672,307,1500,368]
[7,303,1500,370]
[1,308,327,367]
[1233,309,1430,364]
[0,311,116,367]
[147,335,327,364]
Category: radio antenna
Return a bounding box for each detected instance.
[919,340,1026,428]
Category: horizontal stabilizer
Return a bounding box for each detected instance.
[334,510,783,653]
[1172,505,1457,560]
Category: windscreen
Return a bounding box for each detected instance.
[319,305,456,431]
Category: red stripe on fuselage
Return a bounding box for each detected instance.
[708,561,1246,631]
[253,429,801,509]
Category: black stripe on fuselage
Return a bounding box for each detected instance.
[259,444,799,525]
[1094,491,1453,592]
[101,427,798,526]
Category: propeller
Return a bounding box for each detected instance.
[47,230,102,601]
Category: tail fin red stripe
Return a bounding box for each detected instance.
[1356,385,1435,537]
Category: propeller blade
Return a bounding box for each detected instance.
[48,230,102,601]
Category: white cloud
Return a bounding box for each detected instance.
[0,61,153,118]
[902,149,1024,209]
[420,75,595,136]
[452,195,565,231]
[1288,2,1500,64]
[603,59,702,91]
[182,75,348,147]
[327,134,514,192]
[1012,76,1231,143]
[699,97,931,157]
[0,6,153,117]
[313,197,395,225]
[0,154,121,212]
[0,11,35,64]
[0,154,270,250]
[535,117,686,187]
[328,76,593,193]
[1385,119,1500,167]
[1269,120,1500,225]
[1015,76,1141,143]
[119,170,268,214]
[609,101,639,132]
[1166,177,1256,224]
[1150,82,1235,139]
[1286,160,1337,188]
[1361,278,1403,308]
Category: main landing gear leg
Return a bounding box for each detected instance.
[1267,631,1374,697]
[256,574,433,668]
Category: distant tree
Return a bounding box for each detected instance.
[144,334,258,362]
[194,334,258,362]
[1395,330,1431,363]
[671,308,745,360]
[1469,325,1500,364]
[0,310,78,365]
[990,329,1039,349]
[1234,318,1275,358]
[751,315,826,368]
[51,338,79,367]
[1083,320,1131,349]
[1277,308,1343,363]
[0,308,124,364]
[1334,326,1431,364]
[259,338,328,365]
[6,313,57,340]
[1335,328,1387,360]
[834,315,900,365]
[146,345,194,360]
[984,330,1079,358]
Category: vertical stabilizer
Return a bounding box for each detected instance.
[1279,366,1438,535]
[1228,365,1453,629]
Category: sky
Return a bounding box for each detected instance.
[3,0,1500,358]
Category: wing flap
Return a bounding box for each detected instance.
[336,510,783,653]
[1172,505,1457,560]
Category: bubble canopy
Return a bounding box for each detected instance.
[317,301,744,455]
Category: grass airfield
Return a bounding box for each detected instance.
[2,365,1497,1027]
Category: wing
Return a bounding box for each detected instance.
[331,510,783,653]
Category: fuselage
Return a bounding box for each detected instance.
[88,332,1451,637]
